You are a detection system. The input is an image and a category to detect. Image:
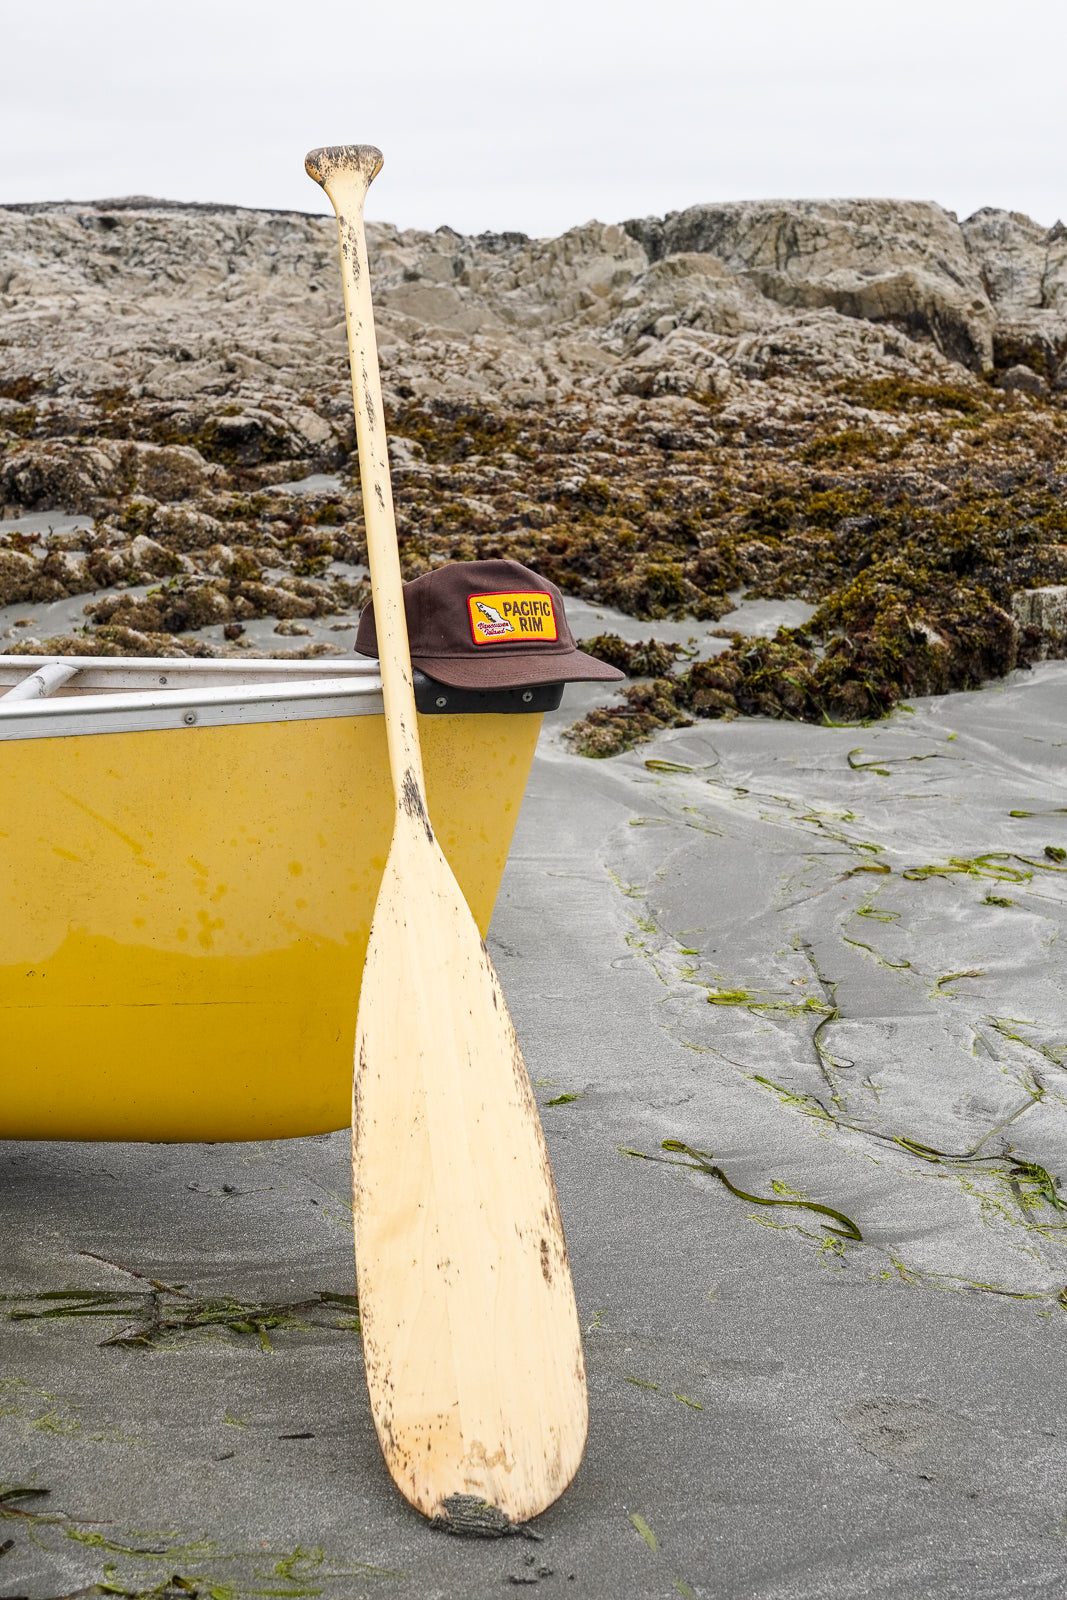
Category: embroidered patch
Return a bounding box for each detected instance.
[468,591,558,645]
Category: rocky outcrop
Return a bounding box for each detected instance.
[624,199,997,373]
[4,194,1064,442]
[961,208,1067,388]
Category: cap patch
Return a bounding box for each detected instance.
[468,591,558,646]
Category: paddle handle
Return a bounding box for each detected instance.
[305,145,428,812]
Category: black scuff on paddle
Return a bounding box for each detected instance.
[401,768,434,842]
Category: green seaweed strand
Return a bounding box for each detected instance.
[623,1141,863,1241]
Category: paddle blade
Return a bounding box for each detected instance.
[352,820,588,1523]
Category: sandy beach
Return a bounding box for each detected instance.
[3,651,1067,1599]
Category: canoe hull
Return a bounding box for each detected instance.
[0,706,541,1142]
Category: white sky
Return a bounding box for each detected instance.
[4,0,1065,236]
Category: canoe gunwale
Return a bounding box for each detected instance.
[0,655,386,741]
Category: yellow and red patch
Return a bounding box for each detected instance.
[468,591,558,645]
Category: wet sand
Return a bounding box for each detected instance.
[3,663,1067,1597]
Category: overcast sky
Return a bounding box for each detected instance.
[4,0,1065,236]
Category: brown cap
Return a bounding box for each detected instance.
[355,559,626,690]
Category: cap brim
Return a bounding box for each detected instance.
[409,647,626,690]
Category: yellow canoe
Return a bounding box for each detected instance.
[0,656,548,1143]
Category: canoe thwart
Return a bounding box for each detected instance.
[2,662,79,701]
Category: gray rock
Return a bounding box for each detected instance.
[962,208,1067,381]
[625,198,996,371]
[1012,584,1067,653]
[960,206,1051,309]
[997,362,1047,394]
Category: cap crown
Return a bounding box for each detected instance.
[356,559,625,690]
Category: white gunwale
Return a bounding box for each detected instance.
[0,655,385,741]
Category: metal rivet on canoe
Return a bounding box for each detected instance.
[182,710,197,725]
[435,695,447,708]
[522,691,533,703]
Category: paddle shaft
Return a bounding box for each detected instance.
[304,146,427,814]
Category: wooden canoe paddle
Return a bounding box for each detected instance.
[304,145,588,1525]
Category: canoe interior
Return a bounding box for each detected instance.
[0,658,543,1141]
